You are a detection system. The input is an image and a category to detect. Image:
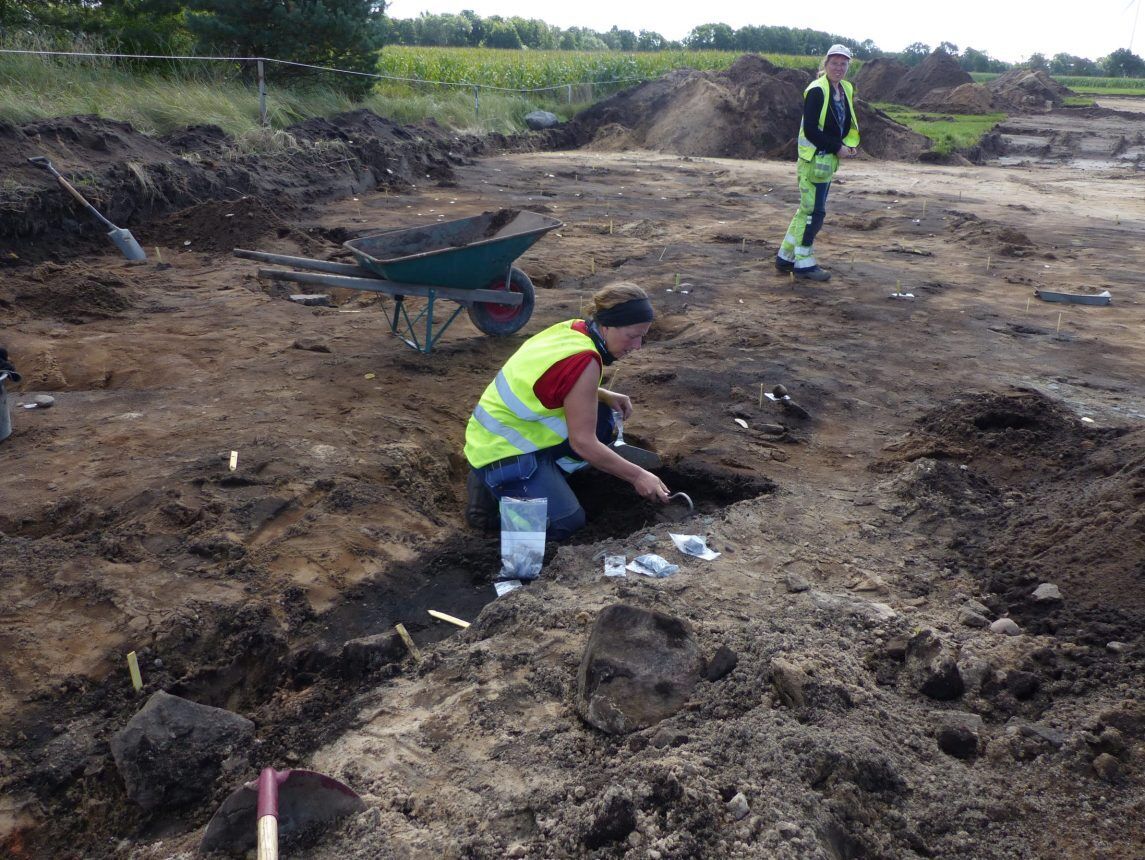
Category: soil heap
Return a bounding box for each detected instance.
[987,68,1077,111]
[854,51,1078,115]
[564,53,931,161]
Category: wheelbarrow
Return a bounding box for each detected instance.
[235,209,562,353]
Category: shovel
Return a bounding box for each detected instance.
[199,767,366,857]
[611,411,662,470]
[27,156,146,261]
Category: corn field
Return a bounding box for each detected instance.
[375,46,818,94]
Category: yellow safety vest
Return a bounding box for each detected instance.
[797,76,860,162]
[464,320,602,468]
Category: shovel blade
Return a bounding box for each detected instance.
[199,769,365,855]
[108,227,147,261]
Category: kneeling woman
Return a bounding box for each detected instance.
[464,282,670,539]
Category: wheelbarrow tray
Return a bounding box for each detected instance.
[344,209,561,291]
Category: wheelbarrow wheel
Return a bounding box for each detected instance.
[468,267,535,336]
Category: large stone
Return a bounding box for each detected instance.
[576,604,703,734]
[110,690,254,811]
[524,110,559,130]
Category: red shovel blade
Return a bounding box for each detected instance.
[199,767,365,855]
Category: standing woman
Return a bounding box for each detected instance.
[464,283,670,540]
[776,44,860,282]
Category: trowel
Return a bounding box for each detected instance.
[27,156,146,261]
[611,411,662,470]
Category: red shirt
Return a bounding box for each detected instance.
[533,320,600,409]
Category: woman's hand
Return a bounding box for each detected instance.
[598,387,633,420]
[842,146,859,158]
[633,468,670,503]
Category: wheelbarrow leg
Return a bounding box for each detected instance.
[391,295,404,334]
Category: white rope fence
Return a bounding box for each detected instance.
[0,48,648,122]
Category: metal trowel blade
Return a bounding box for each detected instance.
[613,442,662,470]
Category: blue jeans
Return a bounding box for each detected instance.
[474,404,614,541]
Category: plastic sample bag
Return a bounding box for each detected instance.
[627,553,679,578]
[499,496,547,581]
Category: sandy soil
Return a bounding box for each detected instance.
[1,95,1144,859]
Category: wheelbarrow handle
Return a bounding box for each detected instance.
[27,156,117,232]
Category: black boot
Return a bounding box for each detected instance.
[465,470,498,531]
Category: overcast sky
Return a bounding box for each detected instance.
[383,0,1143,63]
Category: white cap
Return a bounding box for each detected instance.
[826,44,853,60]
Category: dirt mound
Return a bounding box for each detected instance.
[988,68,1076,111]
[567,53,932,161]
[918,82,1002,114]
[893,49,974,106]
[852,56,908,102]
[0,111,486,266]
[855,51,1003,115]
[885,389,1145,649]
[137,195,300,254]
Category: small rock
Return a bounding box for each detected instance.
[1092,753,1121,781]
[288,294,331,307]
[959,607,990,628]
[702,645,738,682]
[1020,722,1065,748]
[726,792,750,820]
[990,618,1021,636]
[1006,670,1040,699]
[963,599,991,616]
[770,657,809,709]
[291,337,332,352]
[776,821,801,838]
[505,843,528,858]
[1032,583,1062,602]
[34,394,55,408]
[1106,641,1130,655]
[937,725,979,759]
[783,572,810,593]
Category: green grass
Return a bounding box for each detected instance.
[874,104,1005,154]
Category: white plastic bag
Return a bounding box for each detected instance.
[670,533,720,560]
[499,496,547,581]
[627,553,679,578]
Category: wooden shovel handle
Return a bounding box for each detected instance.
[256,768,280,860]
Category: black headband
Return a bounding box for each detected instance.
[594,298,654,327]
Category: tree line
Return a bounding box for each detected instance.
[2,1,1142,84]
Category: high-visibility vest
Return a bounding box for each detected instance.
[464,320,601,468]
[797,76,860,162]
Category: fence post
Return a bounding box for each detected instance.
[567,83,572,104]
[474,85,480,119]
[257,59,268,126]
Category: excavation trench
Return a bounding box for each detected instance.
[3,460,775,858]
